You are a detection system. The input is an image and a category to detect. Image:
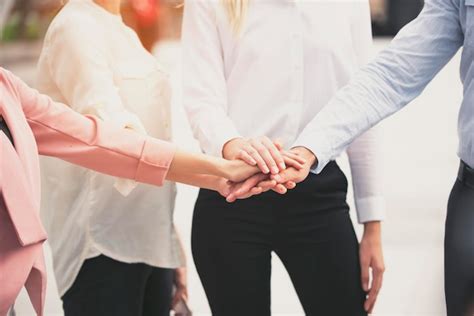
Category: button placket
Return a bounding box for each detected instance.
[292,4,304,101]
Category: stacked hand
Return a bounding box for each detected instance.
[220,137,316,202]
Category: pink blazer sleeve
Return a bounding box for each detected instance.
[7,70,176,186]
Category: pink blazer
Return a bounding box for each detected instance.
[0,68,175,315]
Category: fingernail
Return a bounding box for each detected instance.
[279,162,286,170]
[263,166,270,174]
[271,166,279,174]
[273,175,282,182]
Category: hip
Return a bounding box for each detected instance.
[194,161,350,220]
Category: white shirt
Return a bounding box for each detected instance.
[36,0,185,296]
[182,0,385,223]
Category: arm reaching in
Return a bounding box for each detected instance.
[4,68,261,192]
[292,0,463,171]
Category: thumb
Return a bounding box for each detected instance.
[360,258,371,292]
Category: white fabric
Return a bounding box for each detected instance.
[36,0,185,296]
[182,0,385,223]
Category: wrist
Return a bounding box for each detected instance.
[291,146,317,166]
[363,221,382,238]
[216,158,234,179]
[222,137,245,159]
[215,177,230,197]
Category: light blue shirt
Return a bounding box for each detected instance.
[294,0,472,172]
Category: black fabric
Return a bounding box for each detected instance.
[62,255,174,316]
[0,117,14,146]
[445,173,474,316]
[192,161,367,316]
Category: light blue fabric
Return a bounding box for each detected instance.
[294,0,474,172]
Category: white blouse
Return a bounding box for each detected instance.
[182,0,385,223]
[36,0,185,296]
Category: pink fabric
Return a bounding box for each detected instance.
[0,67,176,315]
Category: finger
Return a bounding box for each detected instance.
[367,266,384,312]
[261,137,286,170]
[226,194,237,203]
[246,145,270,174]
[283,151,307,164]
[172,290,183,309]
[234,174,268,196]
[257,179,277,191]
[234,186,263,200]
[237,149,257,166]
[271,168,294,183]
[250,139,279,174]
[273,140,283,151]
[283,156,304,170]
[271,184,287,194]
[284,181,296,189]
[360,258,370,293]
[366,284,378,313]
[249,186,263,196]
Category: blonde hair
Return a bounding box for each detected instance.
[222,0,249,34]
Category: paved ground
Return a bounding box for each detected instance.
[3,38,462,315]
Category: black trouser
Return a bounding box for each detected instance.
[62,255,174,316]
[192,161,366,316]
[445,162,474,315]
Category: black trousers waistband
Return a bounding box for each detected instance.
[197,160,349,214]
[458,161,474,188]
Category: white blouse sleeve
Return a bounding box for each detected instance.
[182,0,241,156]
[346,1,385,223]
[44,16,146,195]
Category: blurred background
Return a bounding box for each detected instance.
[0,0,462,315]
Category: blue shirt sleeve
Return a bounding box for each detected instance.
[294,0,464,173]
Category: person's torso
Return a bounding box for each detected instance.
[452,0,474,166]
[35,0,182,294]
[213,0,367,146]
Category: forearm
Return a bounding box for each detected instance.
[294,0,462,173]
[166,150,228,181]
[363,221,382,239]
[168,172,224,192]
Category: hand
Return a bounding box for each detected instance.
[225,148,315,202]
[223,137,286,174]
[217,174,266,201]
[359,222,385,313]
[270,146,316,184]
[172,267,188,310]
[224,173,297,202]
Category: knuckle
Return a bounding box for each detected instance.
[256,146,267,153]
[247,148,257,156]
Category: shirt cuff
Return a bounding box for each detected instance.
[292,130,334,174]
[97,109,147,195]
[135,137,176,186]
[355,196,386,223]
